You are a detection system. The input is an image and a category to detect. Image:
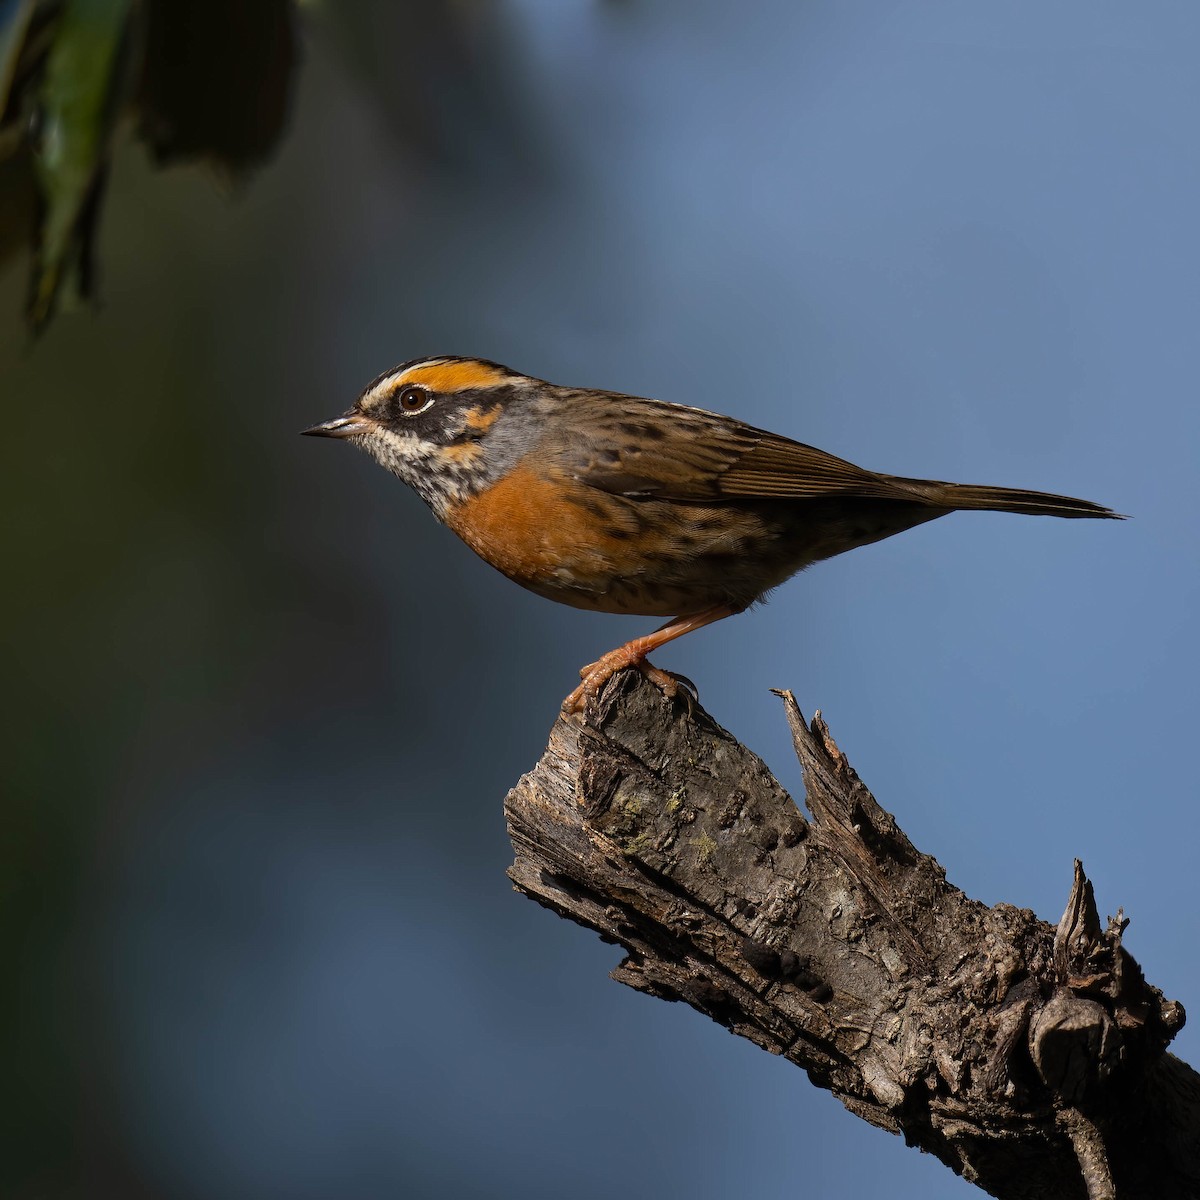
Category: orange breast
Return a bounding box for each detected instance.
[442,462,645,611]
[441,458,810,617]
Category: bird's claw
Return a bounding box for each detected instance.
[562,657,700,716]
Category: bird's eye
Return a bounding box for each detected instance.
[397,385,433,414]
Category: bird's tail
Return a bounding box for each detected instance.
[899,479,1124,520]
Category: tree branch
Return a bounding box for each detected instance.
[504,672,1197,1199]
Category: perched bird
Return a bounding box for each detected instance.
[303,356,1120,712]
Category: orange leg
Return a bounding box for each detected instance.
[562,605,736,714]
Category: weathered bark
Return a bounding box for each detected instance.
[504,672,1198,1199]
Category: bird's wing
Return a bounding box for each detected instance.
[553,392,915,503]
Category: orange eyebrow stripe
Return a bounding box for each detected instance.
[401,360,511,393]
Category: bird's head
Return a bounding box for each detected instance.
[302,356,542,515]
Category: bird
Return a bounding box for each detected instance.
[302,356,1120,713]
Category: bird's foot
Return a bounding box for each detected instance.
[562,651,696,715]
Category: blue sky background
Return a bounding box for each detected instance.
[3,2,1197,1197]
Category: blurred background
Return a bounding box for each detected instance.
[3,2,1198,1197]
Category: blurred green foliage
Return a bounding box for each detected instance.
[1,0,298,333]
[28,0,130,328]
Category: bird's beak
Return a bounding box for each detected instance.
[300,412,370,439]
